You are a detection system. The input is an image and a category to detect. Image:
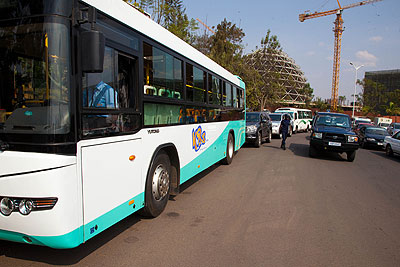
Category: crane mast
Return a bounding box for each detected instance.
[299,0,383,111]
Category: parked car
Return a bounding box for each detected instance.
[245,112,272,147]
[387,123,400,136]
[358,126,390,149]
[269,113,293,137]
[383,131,400,157]
[309,112,359,162]
[352,117,372,127]
[353,122,374,135]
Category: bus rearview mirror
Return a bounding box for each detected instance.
[81,30,105,73]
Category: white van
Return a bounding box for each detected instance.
[275,107,312,133]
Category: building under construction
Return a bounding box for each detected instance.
[246,49,309,105]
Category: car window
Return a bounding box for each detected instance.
[366,128,389,136]
[246,113,260,122]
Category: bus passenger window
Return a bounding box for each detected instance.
[143,43,183,99]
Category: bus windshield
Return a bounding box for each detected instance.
[0,21,71,138]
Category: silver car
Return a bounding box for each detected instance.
[383,131,400,156]
[269,113,293,137]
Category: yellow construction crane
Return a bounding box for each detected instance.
[299,0,383,111]
[196,18,215,34]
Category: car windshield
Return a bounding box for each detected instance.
[379,123,390,127]
[269,114,282,121]
[0,21,71,136]
[316,115,350,128]
[366,128,389,136]
[246,113,260,122]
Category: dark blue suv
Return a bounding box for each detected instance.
[309,112,359,162]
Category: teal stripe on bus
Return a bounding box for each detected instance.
[83,192,145,242]
[0,226,83,249]
[0,192,145,249]
[180,121,245,184]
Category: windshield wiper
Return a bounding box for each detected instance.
[0,140,9,151]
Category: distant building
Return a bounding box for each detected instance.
[364,69,400,92]
[364,69,400,114]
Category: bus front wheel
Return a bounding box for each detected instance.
[142,151,171,217]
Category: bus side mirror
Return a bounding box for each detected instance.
[81,30,105,73]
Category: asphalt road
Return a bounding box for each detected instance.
[1,133,400,267]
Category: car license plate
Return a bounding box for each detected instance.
[377,142,383,146]
[328,141,341,147]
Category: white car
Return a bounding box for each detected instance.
[383,131,400,157]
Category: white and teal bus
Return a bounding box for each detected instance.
[0,0,245,249]
[274,107,312,133]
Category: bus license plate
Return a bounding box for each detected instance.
[328,141,341,147]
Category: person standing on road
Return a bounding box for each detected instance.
[280,114,291,150]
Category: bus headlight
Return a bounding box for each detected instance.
[0,197,15,216]
[19,199,34,215]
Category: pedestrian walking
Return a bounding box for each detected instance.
[280,114,291,150]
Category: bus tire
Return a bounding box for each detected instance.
[142,151,171,218]
[222,133,234,165]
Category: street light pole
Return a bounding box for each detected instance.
[350,62,363,118]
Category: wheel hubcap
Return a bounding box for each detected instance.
[152,164,169,201]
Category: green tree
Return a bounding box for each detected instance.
[313,97,328,111]
[299,82,314,107]
[208,18,245,72]
[384,101,400,116]
[338,95,346,106]
[123,0,197,43]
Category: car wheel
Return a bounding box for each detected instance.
[386,145,394,157]
[141,151,171,218]
[346,150,356,162]
[361,141,367,149]
[266,130,272,143]
[309,145,317,158]
[255,132,261,148]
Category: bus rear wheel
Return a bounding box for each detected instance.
[222,133,234,165]
[142,151,171,218]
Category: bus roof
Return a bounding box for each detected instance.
[81,0,244,88]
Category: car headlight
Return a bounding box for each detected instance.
[312,132,322,139]
[246,125,257,133]
[347,135,358,143]
[366,138,375,142]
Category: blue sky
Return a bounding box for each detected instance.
[183,0,400,103]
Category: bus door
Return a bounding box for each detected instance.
[80,51,142,241]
